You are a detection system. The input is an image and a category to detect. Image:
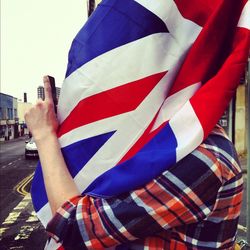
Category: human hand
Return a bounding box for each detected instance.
[24,76,59,142]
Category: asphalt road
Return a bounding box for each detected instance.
[0,137,27,164]
[0,137,249,249]
[0,137,47,249]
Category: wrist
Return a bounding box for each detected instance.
[34,131,58,145]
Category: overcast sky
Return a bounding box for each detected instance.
[1,0,87,103]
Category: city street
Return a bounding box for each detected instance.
[0,137,47,249]
[0,137,249,249]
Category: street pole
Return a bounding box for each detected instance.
[247,56,250,245]
[88,0,96,17]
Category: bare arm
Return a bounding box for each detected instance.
[25,76,80,215]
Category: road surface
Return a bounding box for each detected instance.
[0,137,47,249]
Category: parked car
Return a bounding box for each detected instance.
[25,137,38,159]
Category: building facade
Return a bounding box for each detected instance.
[37,86,45,100]
[17,101,33,136]
[56,87,61,101]
[218,58,249,156]
[234,57,250,156]
[0,93,19,141]
[37,86,61,101]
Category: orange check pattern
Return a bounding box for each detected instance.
[47,125,243,249]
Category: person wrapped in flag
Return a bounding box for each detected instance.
[25,0,250,249]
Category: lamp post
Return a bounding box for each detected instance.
[87,0,96,17]
[247,56,250,246]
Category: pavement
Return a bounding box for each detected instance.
[0,135,29,145]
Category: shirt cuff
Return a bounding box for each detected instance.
[46,196,83,243]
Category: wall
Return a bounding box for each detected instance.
[0,93,19,140]
[17,101,33,124]
[0,93,13,120]
[235,85,247,156]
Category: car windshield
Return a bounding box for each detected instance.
[29,137,35,143]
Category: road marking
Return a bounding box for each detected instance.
[0,194,41,242]
[1,158,22,169]
[0,172,35,240]
[14,172,34,196]
[0,228,7,235]
[26,211,39,222]
[0,194,31,240]
[14,212,40,240]
[2,212,22,225]
[14,225,36,240]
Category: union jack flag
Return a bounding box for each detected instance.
[32,0,250,234]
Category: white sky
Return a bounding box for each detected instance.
[1,0,88,103]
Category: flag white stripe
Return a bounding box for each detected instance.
[237,1,250,29]
[59,113,125,147]
[152,82,201,131]
[58,33,182,123]
[37,203,51,227]
[135,0,202,48]
[169,101,204,161]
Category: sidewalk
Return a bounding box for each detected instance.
[0,135,28,145]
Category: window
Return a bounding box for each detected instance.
[14,109,17,118]
[8,108,13,120]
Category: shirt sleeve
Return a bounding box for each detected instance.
[46,145,224,249]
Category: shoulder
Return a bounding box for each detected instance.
[199,125,241,180]
[201,125,239,165]
[167,125,241,186]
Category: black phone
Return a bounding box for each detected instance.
[48,75,57,114]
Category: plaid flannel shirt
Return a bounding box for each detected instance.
[46,126,243,249]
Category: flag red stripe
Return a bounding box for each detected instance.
[168,0,247,97]
[174,0,221,27]
[58,72,167,137]
[191,28,250,138]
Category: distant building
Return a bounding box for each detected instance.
[234,59,249,156]
[17,101,32,136]
[0,93,19,141]
[37,86,45,100]
[37,85,61,101]
[218,57,249,156]
[24,92,27,103]
[56,87,61,101]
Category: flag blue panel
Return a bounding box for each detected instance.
[85,123,178,197]
[31,131,115,211]
[66,0,169,77]
[62,131,115,177]
[31,163,46,211]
